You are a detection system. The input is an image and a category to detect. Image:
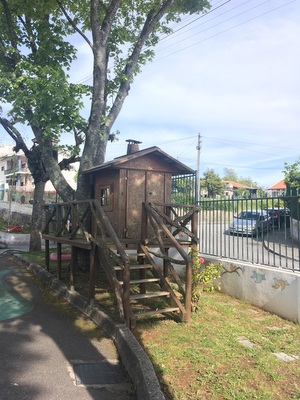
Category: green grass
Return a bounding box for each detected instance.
[21,250,300,400]
[133,295,300,400]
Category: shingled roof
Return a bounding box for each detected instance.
[83,146,195,175]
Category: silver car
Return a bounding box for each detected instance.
[229,210,271,236]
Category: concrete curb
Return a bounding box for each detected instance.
[15,254,165,400]
[0,231,30,245]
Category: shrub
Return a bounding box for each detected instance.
[189,245,222,311]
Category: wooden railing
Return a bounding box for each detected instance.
[42,200,132,326]
[141,202,199,321]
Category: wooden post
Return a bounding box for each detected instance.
[186,208,199,322]
[163,248,169,277]
[191,206,199,246]
[45,239,50,271]
[89,244,96,304]
[70,246,76,291]
[123,261,131,327]
[164,205,171,278]
[185,259,192,322]
[141,203,147,243]
[57,242,62,280]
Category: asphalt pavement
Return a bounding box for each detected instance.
[0,253,136,400]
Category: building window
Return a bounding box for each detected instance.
[100,185,113,211]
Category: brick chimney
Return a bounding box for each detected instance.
[126,139,142,155]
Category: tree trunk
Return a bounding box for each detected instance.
[29,180,46,252]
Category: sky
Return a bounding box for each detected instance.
[1,0,299,189]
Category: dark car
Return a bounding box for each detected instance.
[264,208,290,228]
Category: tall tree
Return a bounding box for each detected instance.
[0,0,211,250]
[0,0,88,249]
[203,168,224,198]
[223,168,238,182]
[284,158,300,192]
[284,158,300,220]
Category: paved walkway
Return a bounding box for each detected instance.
[0,254,135,400]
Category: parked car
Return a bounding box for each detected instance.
[229,210,271,236]
[264,208,290,228]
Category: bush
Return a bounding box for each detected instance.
[189,245,222,311]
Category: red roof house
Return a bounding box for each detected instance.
[267,180,286,196]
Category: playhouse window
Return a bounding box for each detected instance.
[100,185,113,210]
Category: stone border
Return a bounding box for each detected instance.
[0,231,30,246]
[15,254,165,400]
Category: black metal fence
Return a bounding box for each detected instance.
[172,174,196,205]
[198,194,300,272]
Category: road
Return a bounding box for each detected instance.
[199,223,300,271]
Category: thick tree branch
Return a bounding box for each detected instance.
[58,155,80,171]
[0,116,29,154]
[106,0,176,130]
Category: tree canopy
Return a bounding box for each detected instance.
[0,0,211,200]
[0,0,211,249]
[203,168,224,198]
[284,158,300,193]
[222,168,238,182]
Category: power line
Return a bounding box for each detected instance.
[153,0,296,62]
[181,157,286,171]
[156,0,252,50]
[157,0,232,43]
[74,0,294,84]
[202,135,300,152]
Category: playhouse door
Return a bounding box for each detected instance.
[125,170,165,239]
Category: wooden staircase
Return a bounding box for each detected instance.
[113,245,187,326]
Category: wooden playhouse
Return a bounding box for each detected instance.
[42,140,199,327]
[85,140,196,241]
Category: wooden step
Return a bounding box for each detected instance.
[135,307,180,319]
[130,291,170,300]
[118,278,160,285]
[113,264,152,271]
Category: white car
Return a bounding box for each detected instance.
[229,210,271,236]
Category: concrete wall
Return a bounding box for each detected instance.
[205,255,300,324]
[0,208,31,226]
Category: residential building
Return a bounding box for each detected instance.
[267,180,286,197]
[223,180,257,198]
[0,145,77,203]
[0,146,33,202]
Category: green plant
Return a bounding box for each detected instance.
[189,245,222,310]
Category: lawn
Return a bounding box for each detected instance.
[22,250,300,400]
[132,293,300,399]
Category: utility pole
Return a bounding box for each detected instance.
[195,133,201,204]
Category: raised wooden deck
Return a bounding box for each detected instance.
[42,200,199,328]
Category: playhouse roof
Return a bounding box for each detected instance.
[83,146,195,175]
